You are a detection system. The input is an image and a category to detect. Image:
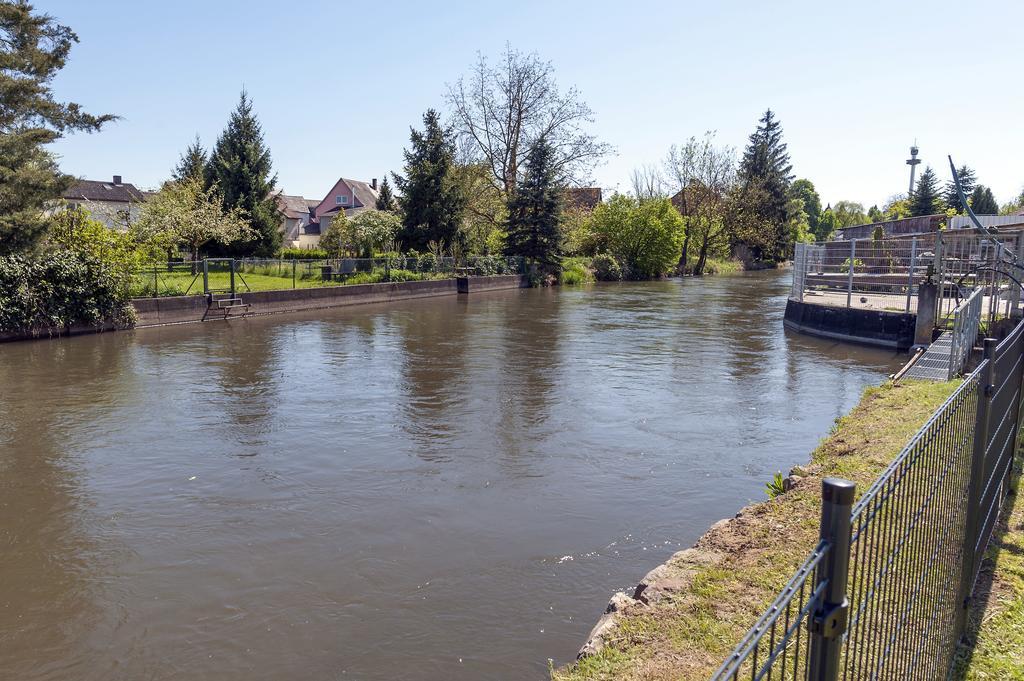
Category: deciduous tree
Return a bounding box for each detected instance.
[589,194,684,279]
[447,45,612,195]
[832,200,868,228]
[791,179,821,233]
[664,132,735,273]
[0,0,115,254]
[135,177,253,263]
[348,210,402,257]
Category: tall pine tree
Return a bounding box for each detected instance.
[206,91,281,257]
[173,135,207,183]
[375,175,397,211]
[505,138,562,268]
[0,1,115,254]
[393,109,464,251]
[969,185,999,214]
[908,167,943,217]
[943,164,976,213]
[738,109,794,260]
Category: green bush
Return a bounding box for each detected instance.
[589,195,684,278]
[0,250,136,334]
[592,253,623,281]
[279,247,328,260]
[559,258,594,286]
[344,268,429,285]
[417,252,438,273]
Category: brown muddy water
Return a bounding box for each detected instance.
[0,271,901,680]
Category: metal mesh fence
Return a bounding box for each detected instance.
[792,237,932,314]
[792,230,1024,326]
[711,542,829,680]
[712,316,1024,681]
[840,372,979,679]
[131,256,525,297]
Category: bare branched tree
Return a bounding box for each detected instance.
[447,45,613,194]
[630,164,666,202]
[664,132,737,275]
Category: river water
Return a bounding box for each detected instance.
[0,271,900,680]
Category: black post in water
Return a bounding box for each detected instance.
[808,477,855,681]
[954,338,996,644]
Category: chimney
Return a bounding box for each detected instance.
[371,178,378,190]
[113,175,122,185]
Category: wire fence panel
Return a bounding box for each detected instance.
[712,316,1024,681]
[791,230,1024,327]
[794,236,931,314]
[841,372,979,680]
[710,541,830,681]
[130,256,526,298]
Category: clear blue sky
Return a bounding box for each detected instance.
[44,0,1023,209]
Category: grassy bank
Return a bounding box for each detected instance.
[129,268,453,297]
[952,458,1024,680]
[698,258,744,275]
[554,379,959,681]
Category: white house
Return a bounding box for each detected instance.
[62,175,147,229]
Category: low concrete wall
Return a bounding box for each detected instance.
[784,298,915,350]
[132,295,210,327]
[457,274,527,293]
[133,275,530,328]
[0,322,119,343]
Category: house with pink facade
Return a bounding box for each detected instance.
[284,177,380,249]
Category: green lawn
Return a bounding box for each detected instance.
[952,458,1024,680]
[130,267,453,297]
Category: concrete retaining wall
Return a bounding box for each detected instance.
[133,275,529,328]
[783,298,915,350]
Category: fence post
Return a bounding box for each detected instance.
[847,240,855,308]
[292,259,296,289]
[229,259,236,296]
[202,258,209,295]
[153,265,158,296]
[905,238,917,312]
[954,338,996,644]
[808,477,855,681]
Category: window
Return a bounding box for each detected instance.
[335,195,349,205]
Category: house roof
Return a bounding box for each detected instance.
[319,205,373,218]
[346,179,379,209]
[564,187,602,212]
[63,179,146,204]
[274,192,313,220]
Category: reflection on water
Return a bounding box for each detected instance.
[0,271,900,680]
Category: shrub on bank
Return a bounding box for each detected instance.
[0,249,136,334]
[589,195,685,279]
[591,253,623,281]
[560,258,594,286]
[278,247,329,260]
[700,258,744,275]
